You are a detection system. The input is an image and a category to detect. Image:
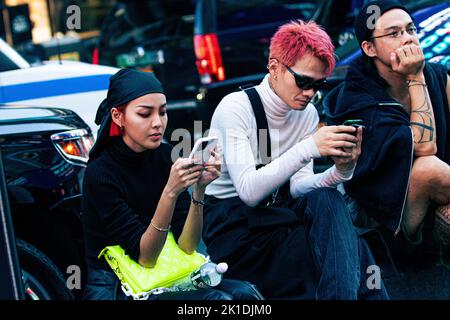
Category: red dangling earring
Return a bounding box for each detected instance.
[110,121,123,137]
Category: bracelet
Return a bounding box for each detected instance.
[150,219,170,232]
[407,83,427,88]
[406,79,427,87]
[191,195,205,207]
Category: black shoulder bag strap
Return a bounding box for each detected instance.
[242,87,290,207]
[243,87,271,165]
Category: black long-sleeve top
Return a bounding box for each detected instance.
[82,137,191,270]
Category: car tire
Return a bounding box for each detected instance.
[16,239,74,300]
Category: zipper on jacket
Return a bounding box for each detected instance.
[378,102,404,108]
[394,127,414,237]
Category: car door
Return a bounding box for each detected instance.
[0,148,25,300]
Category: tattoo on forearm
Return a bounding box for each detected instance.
[410,86,434,144]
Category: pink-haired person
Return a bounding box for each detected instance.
[201,20,389,300]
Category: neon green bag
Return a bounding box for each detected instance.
[98,232,207,299]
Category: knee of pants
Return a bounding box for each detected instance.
[82,283,117,300]
[204,289,234,300]
[304,188,349,220]
[306,188,343,203]
[218,279,264,300]
[231,282,264,300]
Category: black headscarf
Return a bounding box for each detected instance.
[89,68,165,160]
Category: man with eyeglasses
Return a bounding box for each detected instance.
[326,0,450,267]
[201,20,389,299]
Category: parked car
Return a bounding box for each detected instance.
[0,144,24,300]
[0,38,118,137]
[0,105,93,299]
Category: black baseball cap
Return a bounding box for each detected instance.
[354,0,412,47]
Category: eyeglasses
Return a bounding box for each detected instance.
[370,25,417,40]
[284,65,326,92]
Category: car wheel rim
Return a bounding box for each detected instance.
[22,270,53,300]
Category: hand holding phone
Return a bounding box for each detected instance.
[189,136,219,164]
[343,119,364,136]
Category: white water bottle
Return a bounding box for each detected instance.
[167,262,228,292]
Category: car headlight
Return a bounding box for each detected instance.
[50,129,94,166]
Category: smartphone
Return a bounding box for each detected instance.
[343,119,364,135]
[188,136,218,164]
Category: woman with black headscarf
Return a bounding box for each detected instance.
[82,68,263,300]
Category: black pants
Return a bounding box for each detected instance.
[82,268,264,300]
[203,188,390,299]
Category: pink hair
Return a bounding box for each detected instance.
[269,20,335,76]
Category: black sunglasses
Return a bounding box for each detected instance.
[285,65,326,91]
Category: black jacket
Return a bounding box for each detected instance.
[324,58,449,231]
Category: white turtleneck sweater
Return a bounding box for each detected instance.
[205,74,354,207]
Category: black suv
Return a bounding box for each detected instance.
[0,105,94,300]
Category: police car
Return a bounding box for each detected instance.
[0,38,118,137]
